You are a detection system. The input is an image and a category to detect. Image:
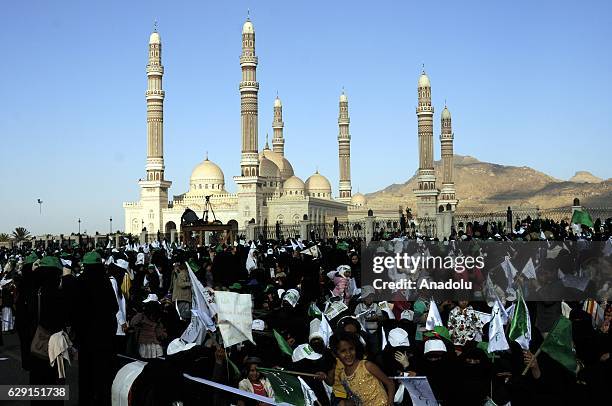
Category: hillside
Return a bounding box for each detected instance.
[366,155,612,212]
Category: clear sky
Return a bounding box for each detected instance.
[1,0,610,235]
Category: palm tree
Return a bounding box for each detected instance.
[0,233,10,242]
[12,227,31,242]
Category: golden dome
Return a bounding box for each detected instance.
[189,157,226,194]
[149,32,161,44]
[305,171,332,198]
[351,193,367,207]
[259,156,281,179]
[283,175,305,191]
[260,149,294,181]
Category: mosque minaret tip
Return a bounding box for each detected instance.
[272,95,285,156]
[414,68,439,217]
[338,90,352,202]
[239,16,260,177]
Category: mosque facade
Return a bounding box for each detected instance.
[123,18,457,236]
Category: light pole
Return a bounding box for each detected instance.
[110,217,113,234]
[78,218,81,234]
[37,199,43,214]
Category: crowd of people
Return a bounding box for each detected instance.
[0,215,611,405]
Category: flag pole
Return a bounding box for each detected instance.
[258,368,321,378]
[521,348,541,376]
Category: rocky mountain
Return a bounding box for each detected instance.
[568,171,603,183]
[366,155,611,212]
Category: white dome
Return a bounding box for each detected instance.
[351,193,367,207]
[441,106,451,119]
[305,171,332,198]
[189,157,226,194]
[243,20,254,34]
[340,93,348,102]
[149,32,161,44]
[274,97,282,107]
[418,72,430,88]
[283,175,305,191]
[260,149,294,181]
[259,156,281,179]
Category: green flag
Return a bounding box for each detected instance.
[187,259,200,273]
[308,303,322,319]
[259,368,307,406]
[476,341,499,361]
[508,289,531,350]
[273,329,293,357]
[336,241,349,251]
[540,317,577,374]
[571,209,594,228]
[227,358,241,379]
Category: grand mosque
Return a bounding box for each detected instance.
[123,18,457,235]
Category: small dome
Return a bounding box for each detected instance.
[189,157,226,194]
[259,156,281,179]
[243,20,254,34]
[283,176,305,191]
[418,72,430,88]
[340,92,348,102]
[149,32,161,44]
[351,193,367,207]
[441,106,451,119]
[274,97,282,107]
[305,171,332,198]
[260,149,294,181]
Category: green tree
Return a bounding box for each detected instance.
[12,227,31,242]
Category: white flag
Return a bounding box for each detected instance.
[522,258,537,279]
[381,326,388,350]
[488,300,510,352]
[501,257,518,287]
[214,291,254,348]
[298,376,318,406]
[319,314,333,347]
[425,299,443,330]
[181,263,217,345]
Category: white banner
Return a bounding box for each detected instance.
[215,291,255,348]
[396,376,438,406]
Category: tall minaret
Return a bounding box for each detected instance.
[239,16,260,177]
[438,104,458,211]
[272,96,284,156]
[413,68,439,217]
[234,16,263,227]
[338,90,352,202]
[137,26,171,234]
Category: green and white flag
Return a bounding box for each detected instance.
[571,209,594,228]
[508,290,531,350]
[260,369,317,406]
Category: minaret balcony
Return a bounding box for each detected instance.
[146,89,165,97]
[240,55,258,65]
[239,81,260,91]
[146,66,164,75]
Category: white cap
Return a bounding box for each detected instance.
[292,343,322,362]
[400,309,414,321]
[283,289,300,307]
[388,328,410,347]
[136,252,145,265]
[267,248,274,255]
[360,285,375,299]
[309,318,323,341]
[336,265,351,277]
[143,294,159,303]
[167,338,196,355]
[252,319,265,331]
[116,259,129,270]
[424,339,447,354]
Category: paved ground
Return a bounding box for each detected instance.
[0,331,79,405]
